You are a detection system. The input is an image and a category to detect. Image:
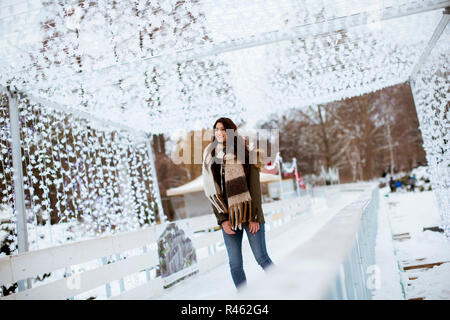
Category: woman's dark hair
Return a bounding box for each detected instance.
[209,117,251,181]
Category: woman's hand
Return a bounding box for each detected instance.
[221,220,236,235]
[249,221,260,234]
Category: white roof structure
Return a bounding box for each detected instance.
[1,0,449,135]
[166,171,280,196]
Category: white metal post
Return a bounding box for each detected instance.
[293,157,301,197]
[146,136,167,224]
[6,91,31,291]
[409,7,450,80]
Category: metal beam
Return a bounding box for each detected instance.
[5,88,31,291]
[146,137,167,224]
[410,7,450,80]
[0,85,149,138]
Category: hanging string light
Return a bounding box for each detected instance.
[410,23,450,238]
[0,93,160,249]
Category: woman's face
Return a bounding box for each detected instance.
[214,122,226,144]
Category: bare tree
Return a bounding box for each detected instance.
[260,83,427,182]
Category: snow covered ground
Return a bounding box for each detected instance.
[373,187,450,300]
[3,182,448,300]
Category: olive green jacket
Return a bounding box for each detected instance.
[212,163,265,227]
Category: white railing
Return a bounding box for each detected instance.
[236,185,380,300]
[0,195,312,300]
[327,187,379,299]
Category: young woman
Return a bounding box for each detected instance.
[202,117,274,290]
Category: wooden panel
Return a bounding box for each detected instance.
[403,261,448,271]
[1,249,158,300]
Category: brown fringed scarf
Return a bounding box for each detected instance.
[202,142,252,230]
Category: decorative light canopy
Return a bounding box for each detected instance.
[266,11,442,112]
[0,0,448,252]
[1,92,160,248]
[0,0,448,134]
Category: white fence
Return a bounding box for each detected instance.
[236,184,379,300]
[327,186,379,299]
[1,184,380,300]
[0,195,312,300]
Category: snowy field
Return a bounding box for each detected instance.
[373,187,450,300]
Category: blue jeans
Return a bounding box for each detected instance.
[221,222,274,289]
